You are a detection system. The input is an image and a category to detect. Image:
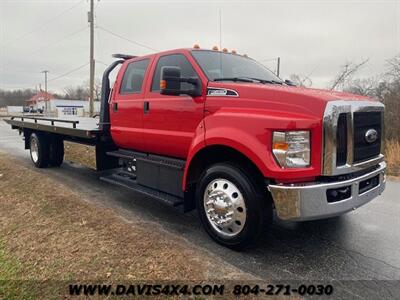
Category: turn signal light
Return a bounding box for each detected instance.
[160,80,166,89]
[272,142,289,151]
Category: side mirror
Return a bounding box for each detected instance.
[160,66,201,97]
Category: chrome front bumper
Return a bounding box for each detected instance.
[268,162,386,221]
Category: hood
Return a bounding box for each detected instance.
[207,82,373,117]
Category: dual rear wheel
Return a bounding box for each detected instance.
[30,133,64,168]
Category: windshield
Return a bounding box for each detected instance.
[191,50,282,83]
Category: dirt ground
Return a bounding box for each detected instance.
[0,152,254,298]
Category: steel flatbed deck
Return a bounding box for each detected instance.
[4,115,103,140]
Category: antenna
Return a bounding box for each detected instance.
[219,9,222,49]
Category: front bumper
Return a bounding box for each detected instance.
[268,162,386,221]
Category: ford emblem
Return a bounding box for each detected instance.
[365,129,378,144]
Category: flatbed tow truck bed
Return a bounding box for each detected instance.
[4,115,103,141]
[3,114,185,207]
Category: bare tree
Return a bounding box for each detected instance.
[343,77,381,97]
[63,78,101,101]
[0,88,36,107]
[382,54,400,140]
[386,55,400,80]
[289,74,312,87]
[330,58,369,91]
[331,54,400,140]
[86,79,101,101]
[63,85,88,100]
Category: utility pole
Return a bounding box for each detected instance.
[88,0,95,117]
[41,70,49,113]
[276,57,280,77]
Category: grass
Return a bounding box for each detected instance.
[0,152,249,298]
[64,141,97,169]
[0,240,37,300]
[385,140,400,177]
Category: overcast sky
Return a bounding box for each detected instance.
[1,0,399,93]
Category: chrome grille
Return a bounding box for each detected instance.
[336,113,348,166]
[322,100,384,176]
[353,111,382,163]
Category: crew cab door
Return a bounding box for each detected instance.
[110,58,151,151]
[143,53,205,158]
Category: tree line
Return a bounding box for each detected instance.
[0,79,101,107]
[1,54,399,140]
[290,54,400,140]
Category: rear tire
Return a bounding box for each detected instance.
[196,163,271,249]
[49,138,64,167]
[29,133,50,168]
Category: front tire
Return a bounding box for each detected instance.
[196,163,271,249]
[30,133,50,168]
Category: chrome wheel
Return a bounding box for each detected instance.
[30,138,39,163]
[203,178,247,237]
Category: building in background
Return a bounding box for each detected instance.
[26,91,100,116]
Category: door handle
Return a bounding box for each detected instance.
[144,101,150,114]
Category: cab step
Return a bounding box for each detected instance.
[106,149,185,169]
[106,149,147,160]
[100,173,184,208]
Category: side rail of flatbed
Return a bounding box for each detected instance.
[5,116,101,140]
[12,116,80,128]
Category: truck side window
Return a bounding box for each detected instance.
[120,59,150,94]
[151,54,198,91]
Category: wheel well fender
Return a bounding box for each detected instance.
[183,144,266,190]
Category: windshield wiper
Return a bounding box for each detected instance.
[246,77,284,85]
[213,77,254,83]
[213,77,284,85]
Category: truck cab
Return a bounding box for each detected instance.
[7,47,386,249]
[105,47,386,248]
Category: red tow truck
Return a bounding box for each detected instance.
[5,47,386,248]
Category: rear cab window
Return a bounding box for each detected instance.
[120,59,150,94]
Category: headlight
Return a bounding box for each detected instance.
[272,131,310,168]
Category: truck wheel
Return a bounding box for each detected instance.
[29,133,50,168]
[49,138,64,167]
[196,163,270,249]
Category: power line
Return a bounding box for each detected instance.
[259,57,280,62]
[2,0,85,46]
[27,26,88,55]
[96,60,109,66]
[48,62,89,83]
[97,26,158,52]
